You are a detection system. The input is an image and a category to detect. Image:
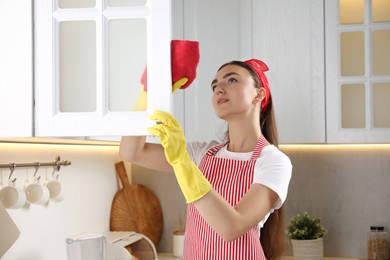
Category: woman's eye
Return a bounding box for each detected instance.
[228,78,238,84]
[211,85,216,91]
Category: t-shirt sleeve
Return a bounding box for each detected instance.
[253,147,292,209]
[187,141,220,166]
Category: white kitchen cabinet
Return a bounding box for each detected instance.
[252,0,326,143]
[325,0,390,143]
[0,1,33,137]
[179,0,326,144]
[178,0,253,143]
[34,0,172,137]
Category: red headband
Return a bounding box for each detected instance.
[244,59,270,112]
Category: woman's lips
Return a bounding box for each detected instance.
[217,98,228,104]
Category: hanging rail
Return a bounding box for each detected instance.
[0,156,71,171]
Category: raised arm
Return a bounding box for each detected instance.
[119,136,173,173]
[147,111,282,241]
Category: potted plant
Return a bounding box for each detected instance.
[287,212,327,260]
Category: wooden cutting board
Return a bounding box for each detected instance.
[110,161,163,248]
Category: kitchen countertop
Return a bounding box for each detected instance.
[157,253,359,260]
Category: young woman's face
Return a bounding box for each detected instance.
[211,64,263,120]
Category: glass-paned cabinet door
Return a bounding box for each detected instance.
[325,0,390,143]
[34,0,172,137]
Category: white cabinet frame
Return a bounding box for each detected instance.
[325,0,390,143]
[34,0,172,137]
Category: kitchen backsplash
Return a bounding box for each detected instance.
[0,142,120,260]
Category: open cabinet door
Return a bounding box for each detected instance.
[34,0,172,137]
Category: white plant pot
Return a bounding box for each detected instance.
[291,238,324,260]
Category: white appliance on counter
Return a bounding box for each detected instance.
[66,232,158,260]
[66,233,132,260]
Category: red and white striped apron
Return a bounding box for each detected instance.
[183,136,267,260]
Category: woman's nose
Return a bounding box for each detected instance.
[214,84,225,94]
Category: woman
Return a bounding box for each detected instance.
[120,59,292,259]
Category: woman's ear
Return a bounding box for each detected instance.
[253,87,266,104]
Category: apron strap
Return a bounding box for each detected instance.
[205,135,267,160]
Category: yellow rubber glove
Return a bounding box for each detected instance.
[147,110,212,203]
[172,77,188,93]
[133,85,148,111]
[133,77,188,111]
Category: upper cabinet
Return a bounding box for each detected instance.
[0,0,172,138]
[252,0,326,143]
[177,0,253,143]
[34,0,172,137]
[0,1,33,137]
[179,0,326,143]
[325,0,390,143]
[180,0,389,144]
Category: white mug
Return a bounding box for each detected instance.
[0,179,26,209]
[25,177,50,205]
[173,231,185,257]
[46,176,65,202]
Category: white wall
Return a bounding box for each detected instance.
[1,142,120,260]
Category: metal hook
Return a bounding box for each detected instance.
[33,162,40,178]
[51,166,58,178]
[8,163,16,183]
[34,162,43,181]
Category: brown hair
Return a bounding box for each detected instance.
[218,61,287,259]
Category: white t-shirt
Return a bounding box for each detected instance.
[187,140,292,227]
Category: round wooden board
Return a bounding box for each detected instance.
[110,162,163,248]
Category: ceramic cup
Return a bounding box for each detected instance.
[25,177,50,205]
[46,176,65,202]
[173,230,185,257]
[0,179,26,209]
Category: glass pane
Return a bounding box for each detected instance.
[340,0,364,24]
[108,19,147,112]
[59,21,96,112]
[372,0,390,22]
[372,30,390,75]
[58,0,95,8]
[373,83,390,128]
[341,84,366,128]
[109,0,146,6]
[340,32,365,76]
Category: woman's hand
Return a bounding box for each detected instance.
[147,110,212,203]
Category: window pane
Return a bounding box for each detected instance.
[340,0,364,24]
[340,32,365,76]
[372,30,390,75]
[372,0,390,23]
[109,0,146,6]
[341,84,366,128]
[373,83,390,128]
[58,0,95,8]
[59,21,96,112]
[108,19,147,112]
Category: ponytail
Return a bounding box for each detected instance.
[259,96,287,259]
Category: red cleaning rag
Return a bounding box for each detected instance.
[141,40,200,91]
